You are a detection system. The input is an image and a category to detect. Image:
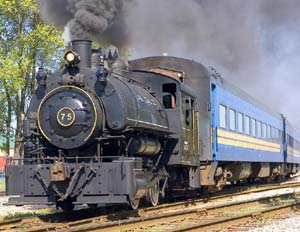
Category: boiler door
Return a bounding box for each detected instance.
[37,86,101,149]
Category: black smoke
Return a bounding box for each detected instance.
[37,0,300,127]
[125,0,300,127]
[37,0,134,46]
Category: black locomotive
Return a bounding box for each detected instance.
[6,40,300,210]
[6,40,173,210]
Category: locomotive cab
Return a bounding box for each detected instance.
[129,66,201,189]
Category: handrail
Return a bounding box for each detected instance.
[5,155,128,166]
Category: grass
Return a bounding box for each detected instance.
[0,208,58,221]
[0,178,5,192]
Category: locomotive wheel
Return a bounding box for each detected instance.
[147,181,160,207]
[129,198,140,210]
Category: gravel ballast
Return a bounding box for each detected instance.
[0,196,54,217]
[250,213,300,232]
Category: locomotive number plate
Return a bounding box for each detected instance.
[57,107,76,127]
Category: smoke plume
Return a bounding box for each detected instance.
[37,0,133,46]
[37,0,300,127]
[124,0,300,128]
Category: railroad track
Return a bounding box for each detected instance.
[1,181,300,232]
[158,195,300,232]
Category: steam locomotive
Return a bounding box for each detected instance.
[5,40,300,210]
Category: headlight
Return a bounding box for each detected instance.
[65,52,75,62]
[63,50,80,65]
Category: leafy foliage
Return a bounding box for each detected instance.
[0,0,64,155]
[0,178,4,192]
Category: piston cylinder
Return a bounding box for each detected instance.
[128,136,161,156]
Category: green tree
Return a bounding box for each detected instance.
[0,0,64,156]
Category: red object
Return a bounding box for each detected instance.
[0,157,6,171]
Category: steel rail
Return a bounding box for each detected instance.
[25,184,300,232]
[169,201,300,231]
[35,190,300,232]
[143,180,300,215]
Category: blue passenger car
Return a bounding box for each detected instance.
[212,81,283,163]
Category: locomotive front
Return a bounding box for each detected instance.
[6,40,170,210]
[37,85,103,150]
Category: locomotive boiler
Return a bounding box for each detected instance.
[5,40,300,211]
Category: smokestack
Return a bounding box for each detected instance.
[71,40,92,68]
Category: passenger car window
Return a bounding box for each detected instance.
[270,127,274,138]
[262,123,266,138]
[267,125,270,138]
[257,121,262,138]
[275,129,279,139]
[288,134,293,147]
[245,115,250,135]
[219,105,227,129]
[252,118,256,137]
[229,109,236,131]
[238,113,244,133]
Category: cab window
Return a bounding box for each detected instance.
[162,83,176,109]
